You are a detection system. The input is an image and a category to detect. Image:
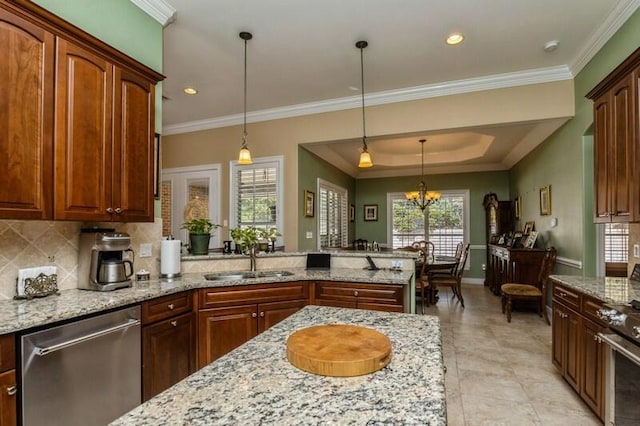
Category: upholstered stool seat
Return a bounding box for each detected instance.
[501,284,542,297]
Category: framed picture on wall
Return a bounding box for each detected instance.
[540,185,551,215]
[349,204,355,222]
[514,196,521,220]
[364,204,378,221]
[304,190,315,217]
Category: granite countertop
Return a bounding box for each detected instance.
[111,305,446,426]
[182,250,419,261]
[0,267,413,335]
[550,274,640,304]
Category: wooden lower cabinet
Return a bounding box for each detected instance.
[142,312,196,401]
[312,281,404,312]
[141,292,196,402]
[197,284,309,368]
[551,282,606,421]
[0,334,16,426]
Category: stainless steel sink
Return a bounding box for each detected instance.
[204,270,294,280]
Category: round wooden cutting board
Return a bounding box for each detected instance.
[286,324,392,377]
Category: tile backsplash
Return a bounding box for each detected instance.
[0,219,162,300]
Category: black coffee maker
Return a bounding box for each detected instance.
[77,228,134,291]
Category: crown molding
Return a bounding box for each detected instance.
[569,0,640,75]
[162,66,572,136]
[130,0,176,27]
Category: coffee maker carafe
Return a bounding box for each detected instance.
[78,228,135,291]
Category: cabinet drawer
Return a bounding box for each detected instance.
[142,291,192,324]
[582,295,606,326]
[200,282,309,309]
[315,282,403,305]
[0,334,15,373]
[553,284,580,310]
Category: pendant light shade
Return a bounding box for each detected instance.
[405,139,441,210]
[238,31,253,165]
[356,40,373,168]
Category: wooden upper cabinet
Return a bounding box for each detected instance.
[587,47,640,223]
[54,38,113,221]
[113,68,155,222]
[0,8,54,219]
[0,1,163,222]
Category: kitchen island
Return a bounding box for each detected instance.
[111,305,446,425]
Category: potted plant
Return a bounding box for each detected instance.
[230,226,281,254]
[258,227,282,252]
[181,219,220,255]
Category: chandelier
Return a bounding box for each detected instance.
[405,139,441,210]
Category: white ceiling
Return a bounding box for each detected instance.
[157,0,639,177]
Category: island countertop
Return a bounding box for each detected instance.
[111,305,446,425]
[0,267,414,335]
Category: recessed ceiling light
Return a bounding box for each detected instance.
[543,40,559,52]
[446,33,464,45]
[183,87,198,95]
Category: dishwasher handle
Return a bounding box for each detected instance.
[34,318,141,356]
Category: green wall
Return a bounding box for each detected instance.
[298,147,357,251]
[510,8,640,277]
[355,171,510,279]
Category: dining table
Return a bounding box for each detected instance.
[415,257,459,309]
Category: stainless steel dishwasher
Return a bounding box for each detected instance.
[20,305,141,426]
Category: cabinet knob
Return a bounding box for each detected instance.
[106,207,114,214]
[6,385,16,396]
[171,320,177,327]
[167,303,175,310]
[354,291,359,297]
[115,207,123,214]
[260,312,265,317]
[252,312,257,318]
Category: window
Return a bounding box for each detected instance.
[604,223,628,263]
[388,190,469,257]
[317,179,348,249]
[230,156,283,244]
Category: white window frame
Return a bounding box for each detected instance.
[387,189,470,267]
[162,164,222,248]
[229,155,284,245]
[316,178,348,250]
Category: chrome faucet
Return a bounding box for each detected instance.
[249,246,258,272]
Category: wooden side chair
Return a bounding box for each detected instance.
[501,247,557,325]
[428,243,470,308]
[412,240,435,260]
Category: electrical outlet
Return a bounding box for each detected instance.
[306,231,313,239]
[634,244,639,258]
[139,243,153,258]
[482,263,486,271]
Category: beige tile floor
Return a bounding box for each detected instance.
[423,284,602,426]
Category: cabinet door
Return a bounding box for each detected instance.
[0,369,16,426]
[0,9,54,219]
[551,303,566,370]
[54,38,113,221]
[198,305,257,368]
[113,68,155,222]
[593,94,610,222]
[142,312,196,401]
[258,299,307,333]
[580,318,605,420]
[565,308,581,392]
[609,75,634,221]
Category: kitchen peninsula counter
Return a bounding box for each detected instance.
[111,305,446,425]
[0,268,414,335]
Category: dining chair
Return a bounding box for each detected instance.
[411,240,435,260]
[427,243,470,308]
[501,247,557,324]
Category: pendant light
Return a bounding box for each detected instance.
[356,40,373,168]
[405,139,441,210]
[238,31,253,165]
